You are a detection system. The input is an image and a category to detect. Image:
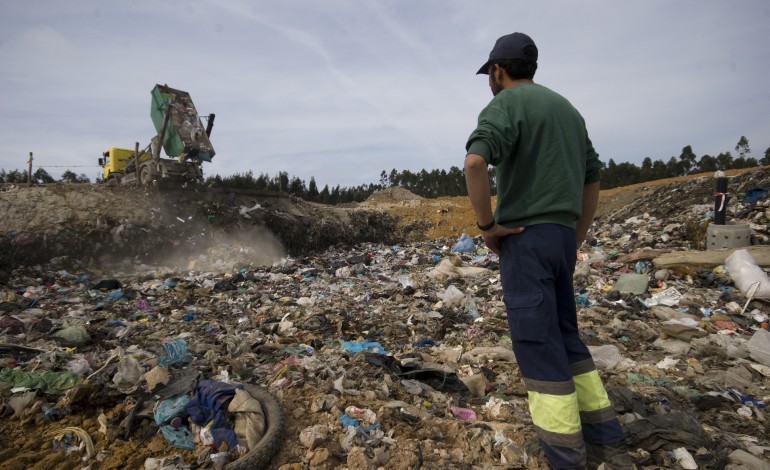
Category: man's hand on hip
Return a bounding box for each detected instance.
[481,224,525,255]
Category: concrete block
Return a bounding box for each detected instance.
[707,222,751,250]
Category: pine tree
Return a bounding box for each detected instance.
[678,146,697,175]
[735,136,751,158]
[308,177,319,201]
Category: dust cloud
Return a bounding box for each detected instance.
[155,227,285,271]
[100,225,286,274]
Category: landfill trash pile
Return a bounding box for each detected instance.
[596,168,770,249]
[2,169,770,468]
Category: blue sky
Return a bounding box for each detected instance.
[1,0,768,188]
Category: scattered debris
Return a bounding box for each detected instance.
[2,169,770,468]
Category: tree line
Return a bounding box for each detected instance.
[208,136,769,200]
[205,171,379,205]
[601,137,770,189]
[0,168,90,184]
[204,165,492,204]
[3,136,769,201]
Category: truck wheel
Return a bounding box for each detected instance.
[106,173,122,185]
[224,384,284,469]
[139,167,153,186]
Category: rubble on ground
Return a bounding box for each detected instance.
[0,184,400,269]
[2,170,770,468]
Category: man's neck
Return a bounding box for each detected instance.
[503,78,534,90]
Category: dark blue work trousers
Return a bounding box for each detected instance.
[500,224,624,469]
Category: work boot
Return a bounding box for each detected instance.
[586,441,636,470]
[525,440,586,470]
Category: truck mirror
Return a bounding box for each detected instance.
[98,158,104,166]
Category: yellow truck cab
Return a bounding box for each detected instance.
[98,147,150,182]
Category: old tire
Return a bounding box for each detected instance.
[224,384,284,470]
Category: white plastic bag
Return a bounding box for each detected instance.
[438,285,465,306]
[725,249,770,299]
[748,328,770,367]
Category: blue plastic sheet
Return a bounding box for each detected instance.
[159,424,195,450]
[341,340,387,355]
[728,387,766,409]
[152,394,194,450]
[106,289,124,301]
[338,414,382,432]
[743,187,769,204]
[451,233,475,253]
[635,260,652,274]
[158,339,193,367]
[154,395,190,425]
[339,414,359,428]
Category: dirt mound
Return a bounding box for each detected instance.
[362,189,475,241]
[364,186,423,203]
[0,184,400,270]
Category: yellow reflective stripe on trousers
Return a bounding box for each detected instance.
[528,390,581,435]
[573,370,612,412]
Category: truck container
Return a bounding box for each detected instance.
[150,84,215,162]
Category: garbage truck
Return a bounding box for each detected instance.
[98,84,215,186]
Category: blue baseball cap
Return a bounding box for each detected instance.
[476,32,538,74]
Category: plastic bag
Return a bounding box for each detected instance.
[451,233,475,253]
[748,328,770,367]
[450,406,477,420]
[341,340,387,355]
[158,339,193,367]
[51,322,91,347]
[113,354,143,393]
[725,249,770,299]
[438,285,465,306]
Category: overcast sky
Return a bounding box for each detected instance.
[1,1,768,188]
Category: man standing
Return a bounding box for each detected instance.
[464,33,634,470]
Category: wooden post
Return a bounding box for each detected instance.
[27,152,33,186]
[714,170,728,225]
[134,141,140,184]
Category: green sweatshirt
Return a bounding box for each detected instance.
[466,82,602,229]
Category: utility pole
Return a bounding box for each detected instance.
[27,152,33,186]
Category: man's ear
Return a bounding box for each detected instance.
[491,64,504,81]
